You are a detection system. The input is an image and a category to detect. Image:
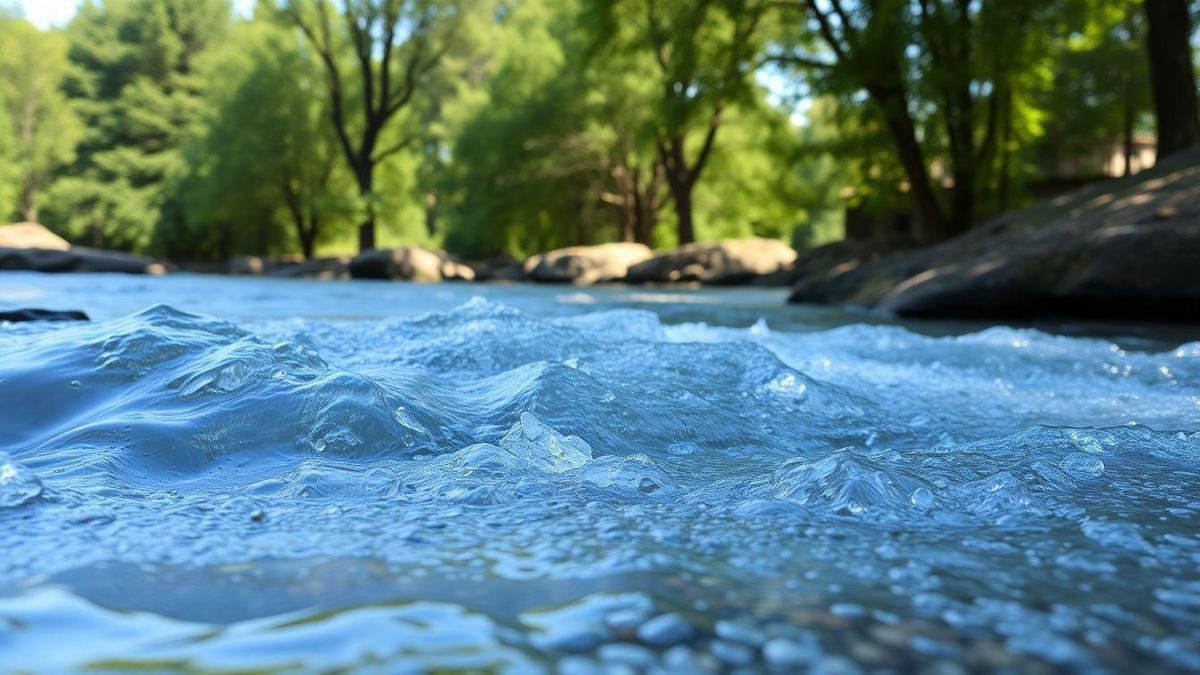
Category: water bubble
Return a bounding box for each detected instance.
[0,453,42,508]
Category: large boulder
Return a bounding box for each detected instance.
[877,220,1200,320]
[625,238,798,284]
[0,222,69,251]
[472,255,527,282]
[524,242,652,285]
[349,246,475,282]
[228,254,306,276]
[0,246,165,274]
[789,149,1200,322]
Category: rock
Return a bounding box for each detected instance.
[270,256,351,280]
[524,242,652,285]
[556,656,604,675]
[714,620,766,648]
[605,607,653,633]
[0,308,89,323]
[348,246,475,282]
[597,643,659,669]
[229,256,266,275]
[0,246,164,274]
[473,255,528,282]
[762,637,820,667]
[625,238,797,285]
[789,149,1200,322]
[709,639,755,666]
[636,613,694,647]
[228,254,308,276]
[0,222,69,251]
[535,627,606,653]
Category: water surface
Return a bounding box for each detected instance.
[1,272,1198,673]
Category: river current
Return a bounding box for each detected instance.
[0,272,1198,673]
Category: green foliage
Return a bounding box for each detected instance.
[167,21,354,259]
[0,15,81,223]
[42,0,230,250]
[0,0,1178,259]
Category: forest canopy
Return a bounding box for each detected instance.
[0,0,1192,260]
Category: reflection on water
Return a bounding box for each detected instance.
[0,273,1198,672]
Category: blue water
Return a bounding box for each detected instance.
[0,272,1198,673]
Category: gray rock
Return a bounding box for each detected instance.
[536,627,607,653]
[0,246,165,274]
[625,238,797,285]
[0,308,88,323]
[714,620,766,648]
[349,246,475,282]
[763,637,820,667]
[557,656,604,675]
[597,642,659,669]
[709,639,754,666]
[605,607,652,633]
[270,256,351,280]
[524,243,653,285]
[789,150,1200,322]
[636,613,694,646]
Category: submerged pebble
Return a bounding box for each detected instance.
[636,613,695,646]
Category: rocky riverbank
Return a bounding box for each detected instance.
[6,147,1198,326]
[788,150,1200,323]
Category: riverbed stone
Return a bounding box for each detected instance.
[636,612,694,646]
[625,238,797,284]
[709,639,755,666]
[597,642,659,669]
[763,637,820,666]
[714,619,767,648]
[524,242,653,285]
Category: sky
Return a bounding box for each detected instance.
[15,0,254,28]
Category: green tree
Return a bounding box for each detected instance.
[281,0,464,252]
[171,20,352,259]
[775,0,1052,241]
[589,0,770,245]
[44,0,230,250]
[0,17,82,223]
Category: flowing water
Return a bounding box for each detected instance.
[0,272,1198,673]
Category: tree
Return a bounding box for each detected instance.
[45,0,230,250]
[590,0,769,245]
[0,17,81,223]
[1143,0,1200,157]
[171,21,353,259]
[777,0,1046,241]
[282,0,462,252]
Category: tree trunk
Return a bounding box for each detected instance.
[949,165,974,236]
[1144,0,1200,157]
[355,162,376,252]
[22,202,37,224]
[300,228,316,260]
[871,87,949,243]
[667,174,696,245]
[424,192,438,237]
[1124,90,1136,176]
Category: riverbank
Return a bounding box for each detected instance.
[787,150,1200,323]
[3,150,1198,324]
